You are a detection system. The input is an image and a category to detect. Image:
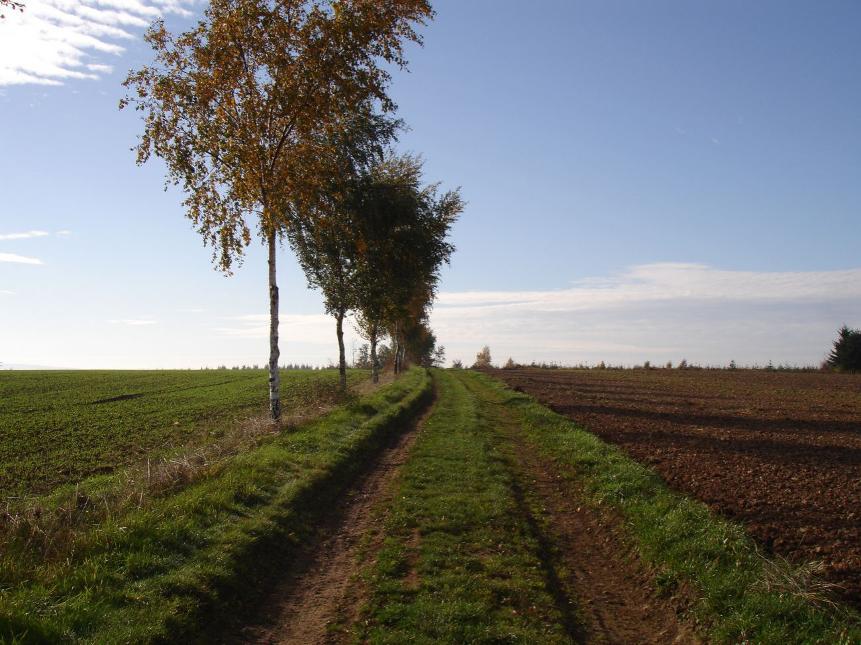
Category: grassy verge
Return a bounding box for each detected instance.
[0,368,430,644]
[471,370,861,644]
[357,369,572,644]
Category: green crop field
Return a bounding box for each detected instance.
[0,369,365,498]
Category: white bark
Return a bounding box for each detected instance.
[268,233,281,421]
[370,331,379,384]
[336,310,347,391]
[392,323,400,375]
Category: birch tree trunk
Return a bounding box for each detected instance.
[392,323,400,375]
[370,331,379,384]
[268,232,281,421]
[336,310,347,391]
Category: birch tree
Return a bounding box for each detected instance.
[352,153,461,381]
[121,0,432,420]
[289,108,397,390]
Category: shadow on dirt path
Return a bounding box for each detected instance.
[223,391,436,645]
[461,374,697,644]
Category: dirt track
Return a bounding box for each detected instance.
[229,372,695,644]
[233,404,432,644]
[494,367,861,609]
[466,376,695,644]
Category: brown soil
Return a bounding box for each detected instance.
[471,379,696,644]
[493,368,861,609]
[230,402,433,645]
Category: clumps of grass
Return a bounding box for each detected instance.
[0,369,431,643]
[756,555,844,612]
[473,371,861,644]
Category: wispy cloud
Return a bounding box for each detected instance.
[0,290,15,296]
[436,263,861,312]
[0,0,196,87]
[432,264,861,367]
[0,230,50,240]
[216,314,339,341]
[215,313,365,349]
[0,252,43,265]
[0,229,73,240]
[108,319,157,326]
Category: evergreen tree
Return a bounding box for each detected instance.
[827,326,861,372]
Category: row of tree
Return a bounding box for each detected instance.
[123,0,459,420]
[290,151,460,388]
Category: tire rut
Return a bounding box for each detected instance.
[506,436,695,644]
[469,377,696,644]
[226,395,436,645]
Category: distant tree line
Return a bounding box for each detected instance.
[204,364,325,371]
[460,344,851,372]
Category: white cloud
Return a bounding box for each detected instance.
[0,0,196,87]
[0,252,43,265]
[108,318,157,326]
[436,263,861,313]
[0,230,50,240]
[432,264,861,367]
[55,230,72,236]
[0,290,15,295]
[213,313,365,352]
[216,313,354,344]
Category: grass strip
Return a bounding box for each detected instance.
[471,370,861,644]
[358,369,573,644]
[0,368,431,644]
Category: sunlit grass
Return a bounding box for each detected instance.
[0,369,430,643]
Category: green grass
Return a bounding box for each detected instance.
[0,368,430,644]
[0,369,365,497]
[358,369,572,644]
[472,370,861,644]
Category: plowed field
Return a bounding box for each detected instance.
[492,368,861,609]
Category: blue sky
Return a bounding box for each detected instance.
[1,0,860,368]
